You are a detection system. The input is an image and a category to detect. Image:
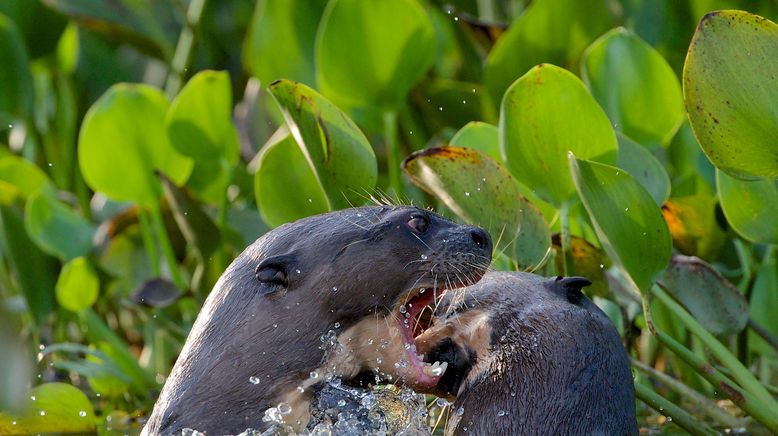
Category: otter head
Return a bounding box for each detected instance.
[143,205,492,435]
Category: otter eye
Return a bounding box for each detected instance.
[255,265,288,288]
[407,215,429,234]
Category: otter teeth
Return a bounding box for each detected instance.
[422,361,448,377]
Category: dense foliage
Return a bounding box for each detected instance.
[0,0,777,434]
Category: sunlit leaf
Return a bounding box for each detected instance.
[569,155,671,293]
[55,257,99,312]
[616,133,670,205]
[659,255,748,335]
[243,0,327,86]
[684,10,778,179]
[268,80,377,209]
[582,28,684,148]
[661,195,727,261]
[78,83,193,208]
[316,0,436,109]
[403,146,550,270]
[0,383,95,434]
[0,156,52,205]
[716,170,778,244]
[501,64,617,206]
[449,121,501,162]
[24,192,95,261]
[0,13,33,118]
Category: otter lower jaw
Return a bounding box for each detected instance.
[395,287,450,385]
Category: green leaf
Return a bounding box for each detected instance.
[159,175,221,260]
[0,383,95,434]
[316,0,436,109]
[78,83,193,208]
[254,133,328,227]
[658,255,748,335]
[569,155,672,293]
[582,28,684,148]
[716,170,778,244]
[268,80,377,209]
[484,0,613,101]
[661,195,727,261]
[449,121,501,162]
[749,263,778,356]
[616,133,671,206]
[500,64,617,206]
[41,0,178,59]
[24,192,95,261]
[55,257,99,312]
[0,13,33,118]
[0,156,51,205]
[243,0,327,86]
[403,146,550,270]
[684,10,778,179]
[0,0,67,59]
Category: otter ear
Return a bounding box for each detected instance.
[555,276,592,304]
[255,255,294,295]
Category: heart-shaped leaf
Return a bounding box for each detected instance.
[582,28,684,148]
[658,255,748,335]
[56,257,99,312]
[501,64,617,207]
[0,13,33,118]
[450,121,501,162]
[484,0,613,101]
[684,10,778,179]
[616,133,670,206]
[717,170,778,244]
[569,155,671,293]
[243,0,327,86]
[316,0,436,109]
[24,192,95,261]
[254,133,329,227]
[268,80,377,210]
[403,146,550,270]
[78,83,193,208]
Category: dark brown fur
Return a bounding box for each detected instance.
[142,206,491,435]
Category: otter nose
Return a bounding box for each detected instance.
[470,228,492,253]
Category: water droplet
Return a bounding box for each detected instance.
[331,286,338,292]
[454,16,459,21]
[297,386,305,393]
[399,305,407,314]
[599,264,604,269]
[419,288,426,293]
[438,106,443,111]
[497,410,506,416]
[456,407,465,416]
[309,371,319,379]
[337,399,346,407]
[272,323,278,328]
[308,198,313,203]
[249,376,260,384]
[624,207,629,212]
[277,402,292,415]
[11,421,16,425]
[30,395,36,401]
[334,322,340,328]
[330,378,342,387]
[436,398,449,407]
[295,269,301,274]
[79,411,87,417]
[462,99,467,104]
[367,338,374,345]
[40,411,46,416]
[465,192,470,196]
[420,254,428,260]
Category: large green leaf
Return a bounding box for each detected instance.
[616,133,671,206]
[449,121,501,162]
[0,13,33,118]
[483,0,613,101]
[658,255,748,335]
[56,257,99,312]
[582,28,684,148]
[684,10,778,179]
[403,146,550,270]
[268,80,377,209]
[0,383,96,434]
[243,0,327,86]
[569,155,672,293]
[316,0,436,109]
[0,156,52,205]
[78,83,193,208]
[24,192,95,261]
[41,0,177,59]
[717,170,778,244]
[500,64,617,207]
[254,133,328,228]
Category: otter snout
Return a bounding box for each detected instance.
[468,227,492,255]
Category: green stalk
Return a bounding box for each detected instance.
[654,329,778,432]
[165,0,208,98]
[558,203,573,276]
[383,110,404,198]
[631,358,744,429]
[138,208,161,276]
[634,382,718,436]
[149,203,187,290]
[214,161,232,273]
[748,318,778,352]
[652,283,778,408]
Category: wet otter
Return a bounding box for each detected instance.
[410,272,638,435]
[142,205,491,435]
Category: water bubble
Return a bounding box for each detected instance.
[295,269,301,274]
[399,305,407,314]
[272,323,278,328]
[330,378,342,387]
[367,338,374,345]
[331,286,338,292]
[308,199,313,203]
[30,395,36,401]
[419,288,426,293]
[334,322,340,328]
[438,106,443,111]
[599,264,604,269]
[465,192,470,196]
[624,207,629,212]
[297,386,305,393]
[249,376,260,384]
[277,402,292,415]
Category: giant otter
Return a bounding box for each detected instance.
[142,206,492,435]
[405,272,638,435]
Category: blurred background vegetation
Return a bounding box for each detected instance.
[1,0,777,434]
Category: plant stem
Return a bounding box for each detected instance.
[631,358,744,429]
[165,0,208,98]
[652,283,778,408]
[633,382,718,436]
[214,163,232,273]
[138,208,161,276]
[149,203,187,290]
[558,203,573,276]
[733,239,752,292]
[653,328,778,432]
[383,110,404,199]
